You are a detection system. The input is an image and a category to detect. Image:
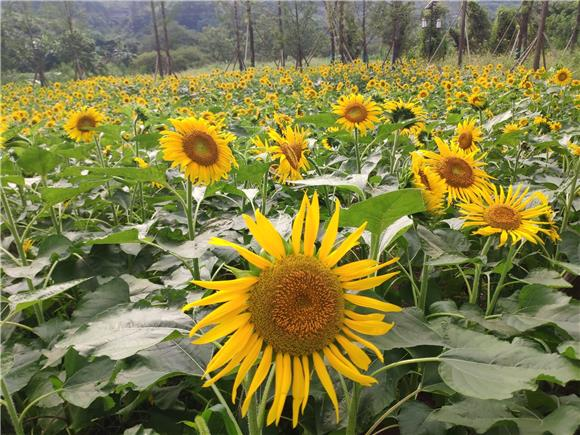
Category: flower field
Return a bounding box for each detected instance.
[1,60,580,434]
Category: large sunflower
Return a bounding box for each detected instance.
[458,184,557,247]
[184,193,400,427]
[384,99,425,135]
[255,126,310,183]
[422,137,493,204]
[411,152,447,214]
[64,107,105,142]
[160,117,237,185]
[552,68,572,86]
[332,93,381,134]
[454,118,483,153]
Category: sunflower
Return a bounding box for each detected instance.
[384,99,425,135]
[458,184,557,247]
[254,126,310,183]
[502,122,520,134]
[411,152,447,214]
[160,117,237,185]
[552,68,572,86]
[467,91,486,110]
[422,137,493,204]
[184,193,400,427]
[64,107,105,142]
[332,93,381,134]
[454,118,482,152]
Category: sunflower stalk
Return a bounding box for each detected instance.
[260,163,270,215]
[469,237,493,305]
[245,374,260,435]
[185,180,200,280]
[418,252,431,313]
[558,157,579,240]
[389,131,399,173]
[94,134,119,226]
[486,242,517,316]
[256,367,275,430]
[353,128,362,173]
[345,383,361,435]
[1,378,25,435]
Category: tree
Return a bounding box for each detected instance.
[490,5,518,54]
[150,1,164,77]
[533,0,549,69]
[420,2,448,60]
[516,1,533,58]
[277,1,286,66]
[233,0,245,71]
[361,0,368,63]
[246,1,255,67]
[160,1,173,75]
[324,1,338,62]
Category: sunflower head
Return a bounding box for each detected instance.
[184,193,400,427]
[553,68,572,86]
[384,99,425,135]
[411,152,447,214]
[454,118,482,152]
[264,126,310,183]
[332,93,381,134]
[160,117,237,185]
[459,184,558,247]
[467,92,487,110]
[64,107,105,142]
[421,137,493,205]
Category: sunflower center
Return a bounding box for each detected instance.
[76,116,96,132]
[248,255,343,356]
[484,205,522,230]
[391,107,416,123]
[345,104,368,123]
[281,141,303,170]
[439,157,474,188]
[458,132,473,150]
[419,169,431,190]
[558,72,568,82]
[182,132,219,166]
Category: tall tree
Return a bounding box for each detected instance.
[233,0,245,70]
[324,1,337,62]
[150,1,164,77]
[458,0,467,66]
[293,0,303,68]
[533,0,549,69]
[277,1,286,66]
[516,1,533,58]
[160,1,173,75]
[338,1,346,62]
[361,0,368,64]
[63,1,82,80]
[245,1,255,67]
[567,0,580,51]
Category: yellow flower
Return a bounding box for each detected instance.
[22,239,34,255]
[454,118,483,152]
[254,126,310,183]
[64,108,105,142]
[160,117,237,185]
[184,193,400,427]
[134,157,150,169]
[569,142,580,156]
[384,99,425,135]
[459,184,558,247]
[422,137,493,204]
[502,123,520,134]
[411,152,447,214]
[467,92,486,109]
[332,93,381,134]
[549,121,561,131]
[552,68,572,86]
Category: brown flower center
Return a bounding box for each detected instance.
[458,131,473,150]
[280,141,304,170]
[248,255,343,356]
[484,205,521,230]
[344,103,368,123]
[182,132,219,166]
[558,72,568,82]
[439,157,474,188]
[77,116,96,132]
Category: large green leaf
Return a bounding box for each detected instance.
[520,268,572,288]
[399,401,446,435]
[116,338,212,389]
[62,166,165,183]
[57,306,191,360]
[17,147,60,176]
[9,278,91,313]
[40,181,103,205]
[436,323,580,400]
[72,278,130,325]
[86,229,141,245]
[372,308,445,350]
[288,175,366,199]
[340,189,425,236]
[61,357,115,408]
[296,112,337,128]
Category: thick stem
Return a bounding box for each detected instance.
[345,383,361,435]
[354,128,361,174]
[256,367,275,430]
[486,242,517,316]
[364,385,421,435]
[185,180,200,280]
[245,374,260,435]
[389,131,399,173]
[371,357,442,378]
[260,165,269,215]
[1,378,25,435]
[418,252,430,312]
[469,237,493,305]
[560,158,579,236]
[94,136,119,226]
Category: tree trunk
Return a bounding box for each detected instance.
[516,1,532,58]
[245,1,256,67]
[362,0,368,63]
[64,1,83,80]
[324,1,337,62]
[233,0,245,71]
[150,1,164,77]
[458,0,467,66]
[277,1,286,67]
[532,0,549,70]
[294,1,303,69]
[338,1,346,63]
[160,2,173,75]
[569,0,580,51]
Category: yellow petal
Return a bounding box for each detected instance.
[342,272,399,291]
[188,296,247,336]
[191,276,258,291]
[343,318,394,336]
[291,356,304,428]
[304,192,320,256]
[232,335,263,403]
[323,223,367,268]
[193,313,251,344]
[205,323,253,373]
[182,290,242,311]
[292,194,309,254]
[276,353,292,425]
[335,334,371,370]
[323,345,376,386]
[313,352,339,422]
[243,214,286,259]
[242,345,273,416]
[318,199,341,261]
[301,355,310,412]
[344,293,402,312]
[266,353,284,426]
[210,237,272,270]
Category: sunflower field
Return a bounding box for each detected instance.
[1,60,580,435]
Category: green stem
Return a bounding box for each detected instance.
[18,389,64,425]
[256,367,275,430]
[260,164,269,215]
[418,252,430,312]
[371,357,442,378]
[245,374,260,435]
[469,237,493,305]
[345,383,361,435]
[364,385,421,435]
[390,130,399,173]
[0,321,38,334]
[185,180,200,280]
[354,128,361,174]
[559,158,579,238]
[511,144,522,183]
[94,136,119,226]
[1,378,25,435]
[41,177,61,234]
[486,242,517,316]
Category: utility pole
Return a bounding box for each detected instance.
[533,0,549,70]
[246,1,255,67]
[150,1,164,77]
[160,1,172,75]
[458,0,467,66]
[233,0,245,71]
